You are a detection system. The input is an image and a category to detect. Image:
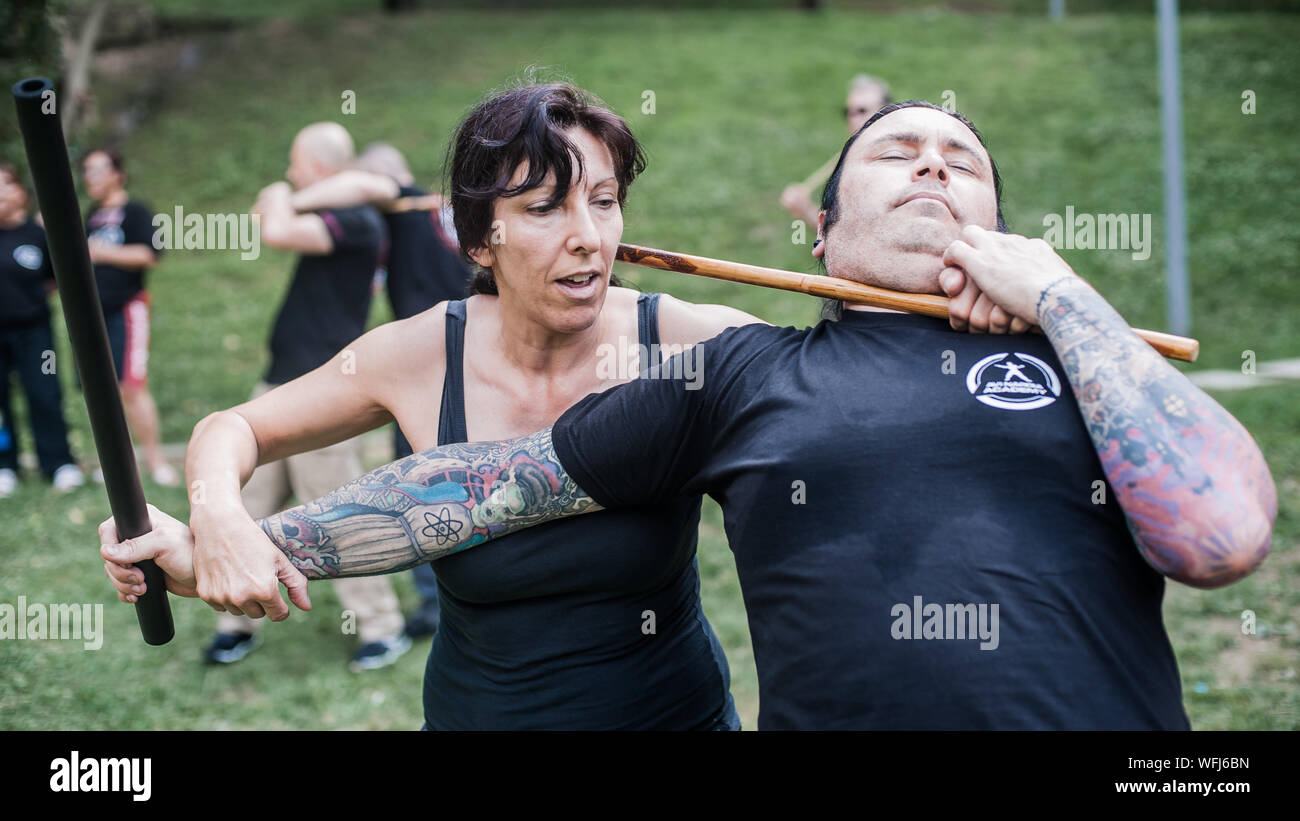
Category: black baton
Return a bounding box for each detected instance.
[12,77,174,646]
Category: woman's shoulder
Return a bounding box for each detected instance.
[360,301,450,365]
[652,292,769,348]
[602,285,645,310]
[351,302,451,410]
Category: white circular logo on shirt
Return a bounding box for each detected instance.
[966,352,1061,411]
[13,244,43,270]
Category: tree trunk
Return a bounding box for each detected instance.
[61,0,110,138]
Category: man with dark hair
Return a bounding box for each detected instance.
[0,163,83,497]
[107,102,1276,729]
[817,100,1007,321]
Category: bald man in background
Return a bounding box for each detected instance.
[289,141,471,639]
[320,143,468,321]
[196,122,410,670]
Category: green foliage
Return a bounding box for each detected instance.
[0,0,63,166]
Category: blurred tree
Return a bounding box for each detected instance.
[62,0,110,138]
[0,0,62,166]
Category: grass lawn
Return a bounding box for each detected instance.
[1,6,1296,729]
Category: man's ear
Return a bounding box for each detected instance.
[812,210,828,259]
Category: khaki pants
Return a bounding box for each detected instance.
[216,382,404,644]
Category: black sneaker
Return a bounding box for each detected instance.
[403,602,441,640]
[202,631,260,665]
[349,635,412,672]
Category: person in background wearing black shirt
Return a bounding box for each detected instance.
[292,141,469,322]
[0,164,84,498]
[105,102,1277,729]
[193,122,410,671]
[289,141,472,640]
[82,148,176,487]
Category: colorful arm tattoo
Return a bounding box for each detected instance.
[256,427,601,579]
[1037,283,1277,588]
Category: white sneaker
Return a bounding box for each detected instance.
[52,464,85,493]
[151,464,179,487]
[0,468,16,499]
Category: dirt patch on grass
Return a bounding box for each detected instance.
[1200,615,1297,688]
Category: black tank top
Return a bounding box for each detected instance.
[422,294,739,729]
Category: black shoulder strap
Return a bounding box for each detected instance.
[637,292,662,371]
[437,299,469,445]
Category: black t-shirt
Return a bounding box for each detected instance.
[383,184,469,318]
[553,311,1190,730]
[86,200,158,314]
[0,219,54,329]
[265,205,385,385]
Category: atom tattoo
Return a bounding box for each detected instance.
[421,507,464,546]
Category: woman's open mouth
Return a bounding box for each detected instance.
[555,271,602,299]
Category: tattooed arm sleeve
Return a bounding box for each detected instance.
[1037,281,1277,588]
[254,427,601,579]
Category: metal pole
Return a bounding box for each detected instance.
[1157,0,1191,335]
[1050,0,1065,21]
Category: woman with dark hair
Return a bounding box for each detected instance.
[134,83,764,729]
